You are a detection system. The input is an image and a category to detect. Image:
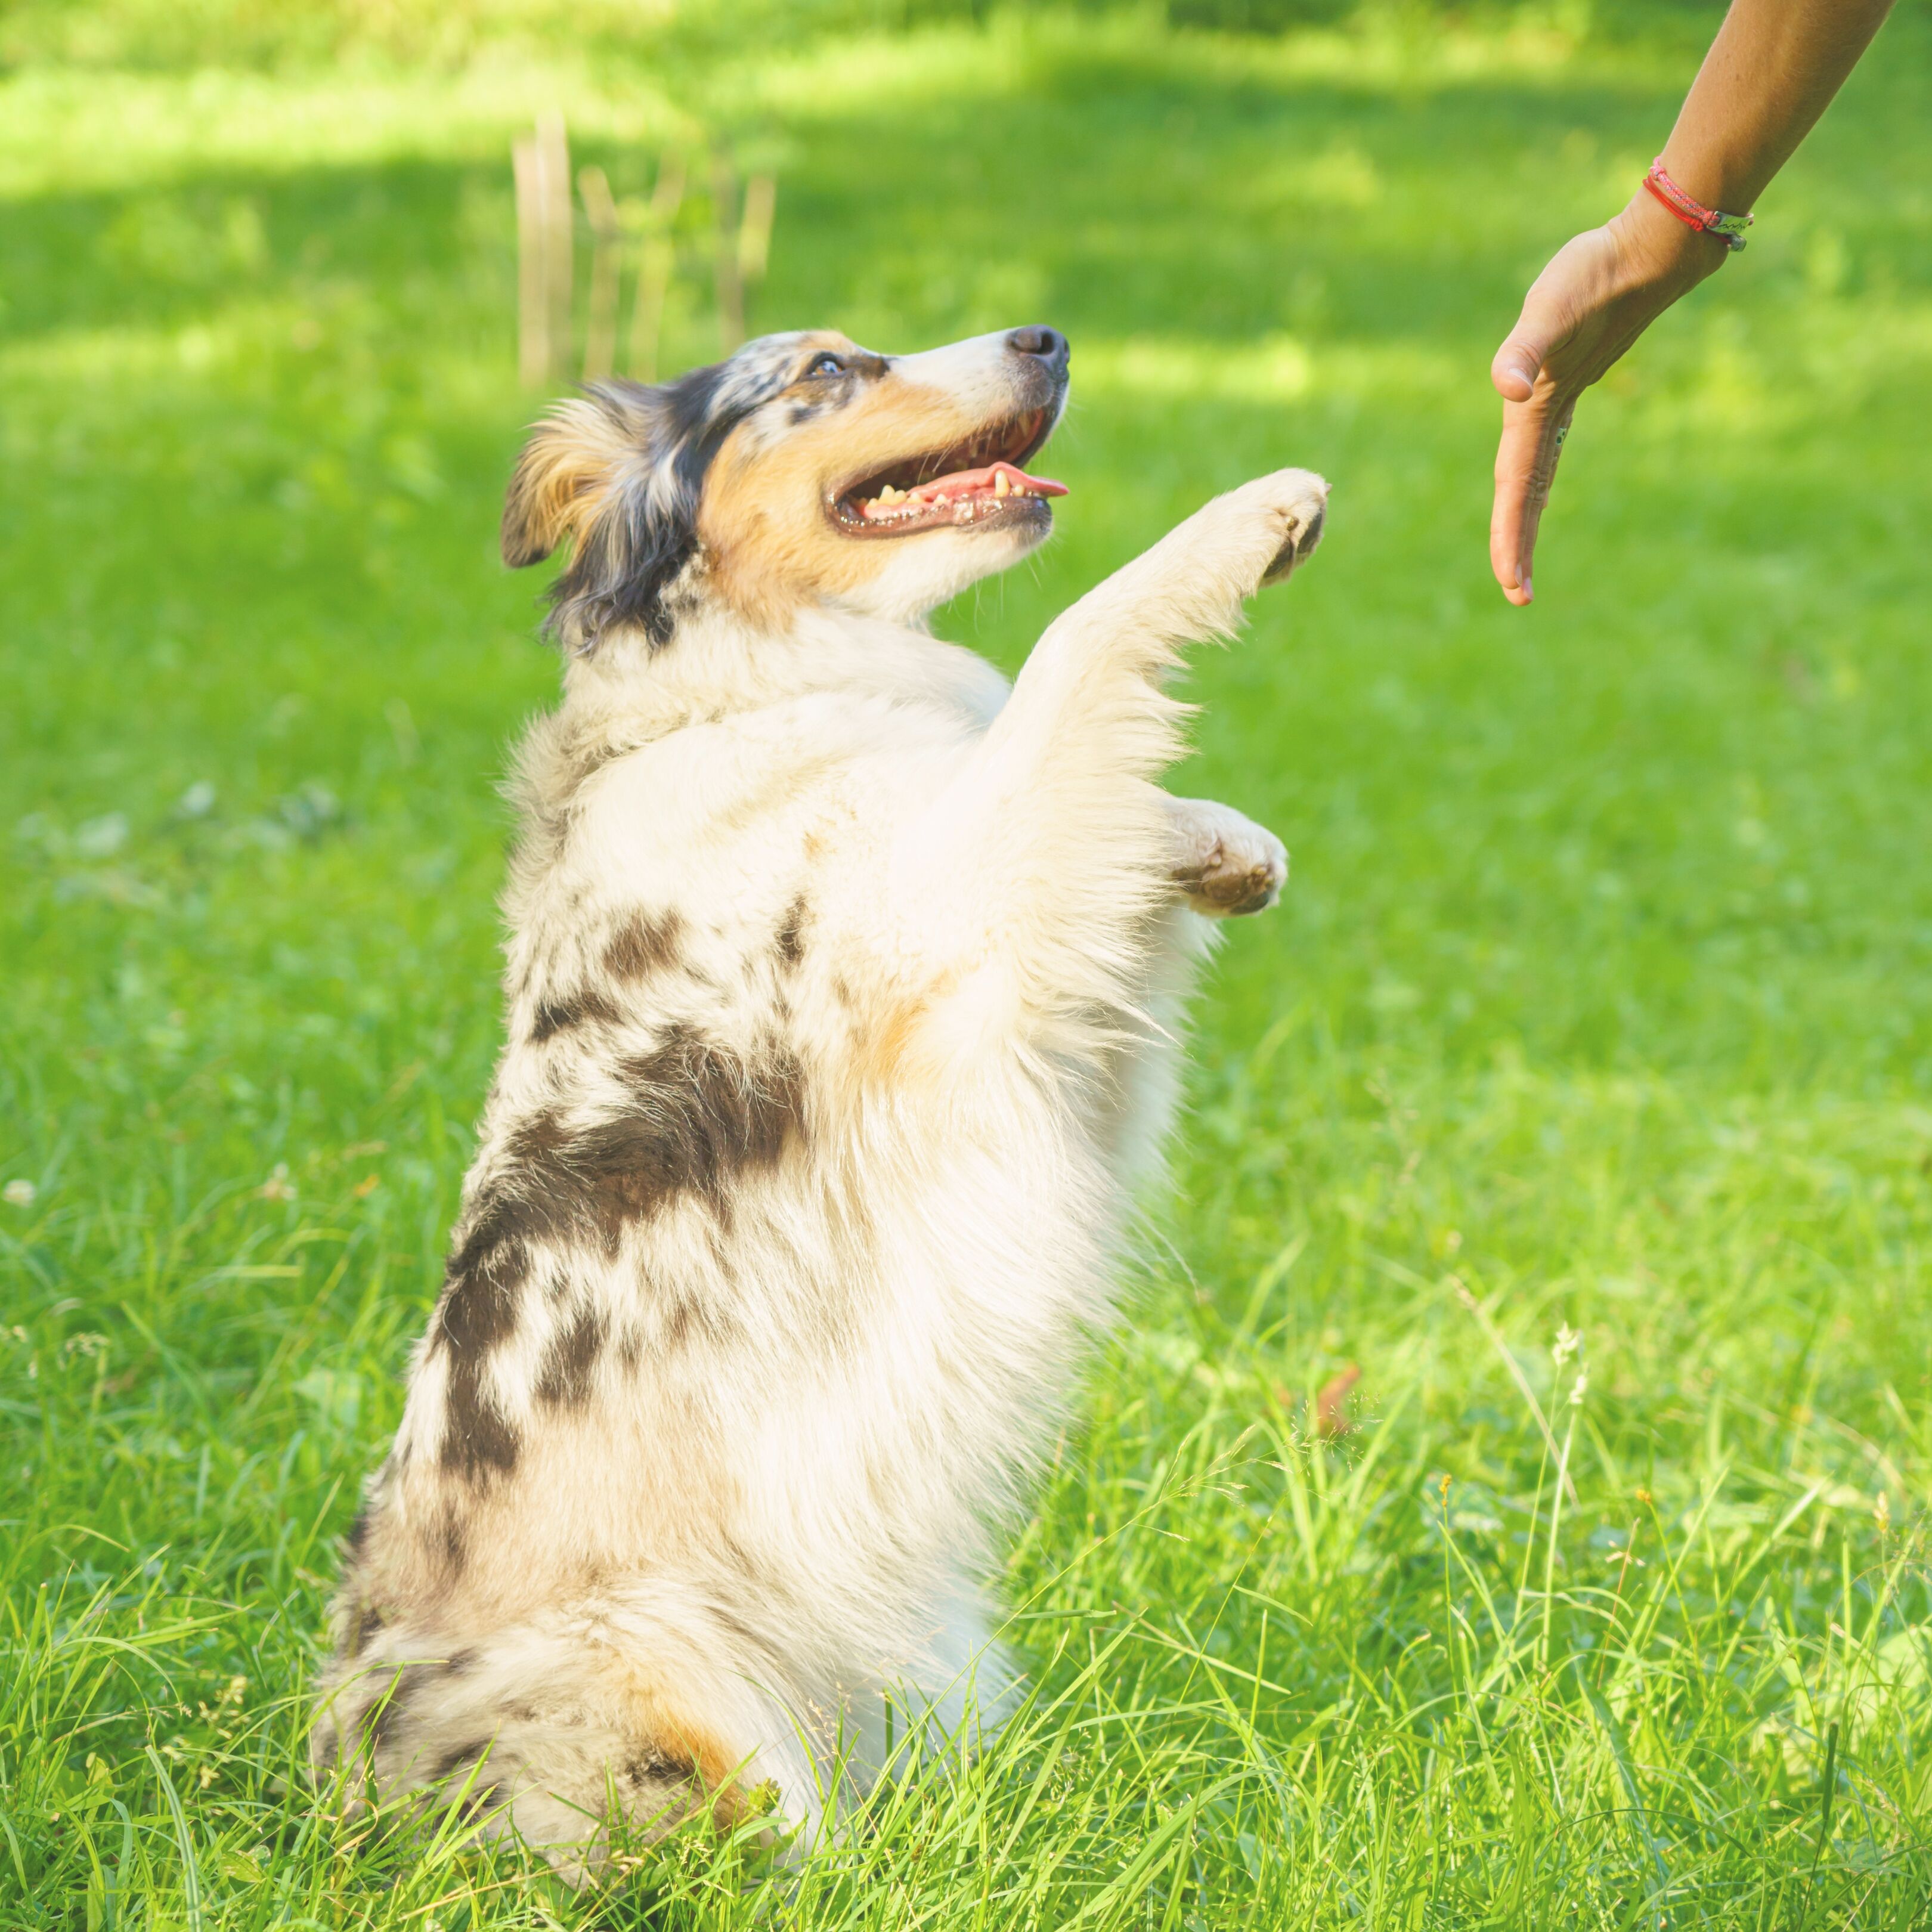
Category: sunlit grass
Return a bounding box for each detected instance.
[4,1,1932,1925]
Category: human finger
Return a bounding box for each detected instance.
[1491,389,1577,605]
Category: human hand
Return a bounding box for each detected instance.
[1489,191,1726,605]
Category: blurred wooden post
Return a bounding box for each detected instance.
[579,165,621,383]
[738,174,777,291]
[627,153,685,383]
[711,154,744,352]
[517,128,775,388]
[512,136,547,387]
[535,111,572,384]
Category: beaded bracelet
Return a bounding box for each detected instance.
[1643,160,1753,251]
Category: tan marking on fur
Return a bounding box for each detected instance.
[837,965,980,1094]
[716,757,837,835]
[698,375,993,627]
[863,997,929,1083]
[501,398,642,566]
[619,1673,752,1829]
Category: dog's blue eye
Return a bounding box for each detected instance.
[807,353,846,378]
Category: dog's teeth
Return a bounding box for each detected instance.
[994,470,1009,497]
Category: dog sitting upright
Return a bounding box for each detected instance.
[313,324,1326,1865]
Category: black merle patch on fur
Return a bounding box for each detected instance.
[614,1026,805,1209]
[561,738,623,802]
[774,896,808,968]
[497,1029,803,1245]
[364,1663,422,1750]
[626,1750,692,1787]
[431,1739,490,1784]
[603,908,685,982]
[428,1026,803,1467]
[535,1303,607,1407]
[442,1397,519,1482]
[662,1290,698,1351]
[335,1597,386,1665]
[530,987,621,1043]
[434,1221,530,1482]
[456,1779,506,1822]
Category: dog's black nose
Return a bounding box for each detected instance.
[1006,326,1069,377]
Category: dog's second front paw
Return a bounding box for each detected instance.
[1182,836,1287,915]
[1167,799,1288,917]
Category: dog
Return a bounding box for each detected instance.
[311,323,1327,1871]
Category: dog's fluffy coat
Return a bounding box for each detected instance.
[313,324,1326,1866]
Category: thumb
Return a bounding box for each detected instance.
[1490,321,1549,404]
[1492,273,1574,402]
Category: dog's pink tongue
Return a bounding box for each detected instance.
[911,459,1068,503]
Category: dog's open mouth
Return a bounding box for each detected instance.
[829,408,1066,538]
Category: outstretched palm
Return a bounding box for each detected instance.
[1489,202,1724,605]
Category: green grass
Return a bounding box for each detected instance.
[5,2,1932,1924]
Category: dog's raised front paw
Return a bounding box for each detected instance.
[1236,467,1328,588]
[1166,797,1288,917]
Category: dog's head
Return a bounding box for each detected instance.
[501,326,1071,651]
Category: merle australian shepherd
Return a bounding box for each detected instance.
[311,322,1327,1873]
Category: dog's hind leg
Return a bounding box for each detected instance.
[313,1604,816,1883]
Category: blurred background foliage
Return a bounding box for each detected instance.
[0,0,1827,75]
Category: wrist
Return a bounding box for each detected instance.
[1608,187,1729,292]
[1655,140,1764,224]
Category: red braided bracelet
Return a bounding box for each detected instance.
[1643,160,1753,251]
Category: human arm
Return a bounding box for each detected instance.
[1488,0,1897,606]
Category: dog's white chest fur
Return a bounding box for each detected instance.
[313,322,1324,1871]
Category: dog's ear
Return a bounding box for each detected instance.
[500,392,636,570]
[501,379,713,653]
[502,352,806,652]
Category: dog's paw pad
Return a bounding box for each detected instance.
[1262,497,1326,585]
[1173,834,1287,917]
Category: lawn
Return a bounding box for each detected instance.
[4,1,1932,1924]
